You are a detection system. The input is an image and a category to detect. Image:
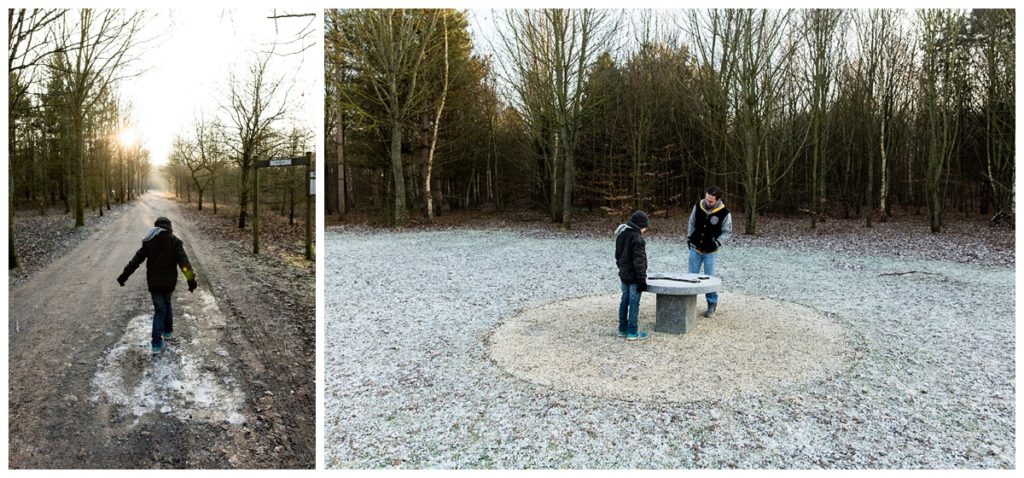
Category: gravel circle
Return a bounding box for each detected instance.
[488,292,853,403]
[325,229,1014,469]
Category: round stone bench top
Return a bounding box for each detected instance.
[645,272,721,295]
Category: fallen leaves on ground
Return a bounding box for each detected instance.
[173,199,315,351]
[9,204,133,287]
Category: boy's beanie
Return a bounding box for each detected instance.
[154,217,173,232]
[630,210,650,228]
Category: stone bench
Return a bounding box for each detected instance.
[646,272,721,334]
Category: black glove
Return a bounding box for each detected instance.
[117,274,127,287]
[638,281,647,292]
[187,278,198,292]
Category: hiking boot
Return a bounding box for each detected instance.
[704,303,717,318]
[152,342,165,355]
[626,331,649,342]
[162,332,173,341]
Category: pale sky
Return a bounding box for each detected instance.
[118,9,319,166]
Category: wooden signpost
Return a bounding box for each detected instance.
[253,151,315,260]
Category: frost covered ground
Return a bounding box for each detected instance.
[324,228,1014,469]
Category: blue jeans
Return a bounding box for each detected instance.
[151,292,173,346]
[688,248,718,305]
[618,282,642,335]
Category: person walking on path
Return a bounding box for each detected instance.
[615,210,651,341]
[686,186,732,318]
[117,217,198,354]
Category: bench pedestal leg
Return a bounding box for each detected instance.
[654,294,697,334]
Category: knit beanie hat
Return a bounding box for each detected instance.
[630,210,650,228]
[154,217,173,232]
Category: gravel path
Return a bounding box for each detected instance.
[9,194,313,468]
[324,229,1014,469]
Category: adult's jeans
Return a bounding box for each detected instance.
[688,247,718,305]
[151,292,173,346]
[618,282,642,335]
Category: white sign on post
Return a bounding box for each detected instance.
[309,171,316,196]
[269,159,291,167]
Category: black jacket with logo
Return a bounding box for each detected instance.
[687,200,732,253]
[614,222,648,285]
[119,227,193,294]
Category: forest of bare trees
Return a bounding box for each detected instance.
[9,9,316,269]
[8,9,150,267]
[326,8,1015,234]
[161,50,313,231]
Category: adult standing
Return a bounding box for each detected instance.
[686,186,732,318]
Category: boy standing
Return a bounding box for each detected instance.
[686,186,732,318]
[615,210,650,341]
[117,217,198,354]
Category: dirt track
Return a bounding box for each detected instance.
[8,193,313,468]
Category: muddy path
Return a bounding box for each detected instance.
[8,193,314,469]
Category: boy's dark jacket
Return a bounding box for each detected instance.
[118,226,194,294]
[614,222,648,286]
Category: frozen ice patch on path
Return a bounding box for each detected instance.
[91,290,246,426]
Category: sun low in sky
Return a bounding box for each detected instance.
[117,127,137,149]
[122,9,318,166]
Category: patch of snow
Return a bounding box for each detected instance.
[91,290,246,426]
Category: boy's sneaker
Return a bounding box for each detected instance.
[151,342,165,355]
[626,331,649,342]
[162,332,173,341]
[617,330,627,338]
[704,303,717,318]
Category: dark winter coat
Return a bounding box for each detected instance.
[614,222,648,285]
[119,227,193,294]
[687,200,732,254]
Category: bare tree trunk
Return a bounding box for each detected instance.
[551,133,562,222]
[561,126,574,228]
[238,164,250,228]
[491,113,501,211]
[390,122,408,227]
[866,132,874,227]
[38,138,48,214]
[811,117,820,228]
[424,13,449,223]
[744,127,757,235]
[9,124,19,269]
[336,109,345,217]
[879,107,889,222]
[419,113,430,217]
[73,113,85,227]
[103,153,110,211]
